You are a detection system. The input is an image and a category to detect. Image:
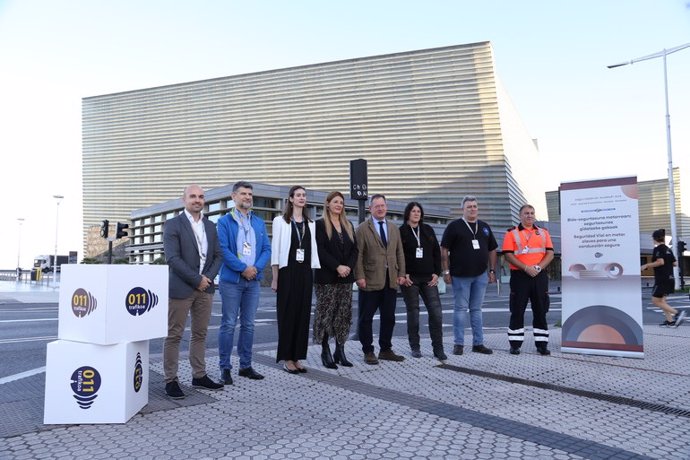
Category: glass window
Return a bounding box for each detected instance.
[208,202,221,212]
[253,197,275,209]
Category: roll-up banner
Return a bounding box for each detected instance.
[560,176,643,358]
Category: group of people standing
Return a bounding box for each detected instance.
[160,182,557,399]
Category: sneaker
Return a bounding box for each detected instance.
[410,349,422,358]
[434,350,448,361]
[165,380,185,399]
[674,311,687,327]
[191,374,224,391]
[378,349,405,362]
[221,369,233,385]
[509,347,521,355]
[452,345,463,355]
[364,352,379,365]
[471,344,493,355]
[660,320,674,327]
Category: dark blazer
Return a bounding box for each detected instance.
[314,218,358,284]
[163,213,222,299]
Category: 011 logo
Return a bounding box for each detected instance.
[71,288,98,318]
[133,352,143,393]
[125,287,159,316]
[70,366,101,410]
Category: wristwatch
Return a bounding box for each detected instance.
[442,270,450,275]
[488,269,495,274]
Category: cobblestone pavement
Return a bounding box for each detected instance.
[1,325,689,459]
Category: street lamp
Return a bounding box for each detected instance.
[608,43,690,290]
[53,195,64,285]
[17,218,25,279]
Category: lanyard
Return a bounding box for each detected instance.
[192,227,206,257]
[521,227,537,246]
[462,218,478,238]
[411,225,421,247]
[291,219,305,249]
[233,208,251,240]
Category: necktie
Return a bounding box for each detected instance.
[378,221,387,247]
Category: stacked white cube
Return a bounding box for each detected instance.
[44,265,168,424]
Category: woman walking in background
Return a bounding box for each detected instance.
[271,186,321,373]
[314,191,358,369]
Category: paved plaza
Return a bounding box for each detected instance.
[1,282,689,459]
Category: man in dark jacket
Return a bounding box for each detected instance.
[163,184,224,399]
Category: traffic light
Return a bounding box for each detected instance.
[679,240,687,255]
[116,222,129,239]
[100,220,109,238]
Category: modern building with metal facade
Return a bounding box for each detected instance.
[82,42,545,257]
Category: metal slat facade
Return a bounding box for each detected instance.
[83,42,542,256]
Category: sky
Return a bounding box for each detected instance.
[1,0,690,269]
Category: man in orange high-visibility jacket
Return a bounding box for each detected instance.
[502,205,554,355]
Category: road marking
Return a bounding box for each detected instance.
[0,318,57,323]
[0,367,46,385]
[0,336,56,344]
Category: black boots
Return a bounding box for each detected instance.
[333,340,353,367]
[321,336,337,369]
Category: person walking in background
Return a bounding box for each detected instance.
[399,201,447,360]
[641,229,685,327]
[441,196,497,356]
[502,204,554,355]
[314,191,358,369]
[163,184,224,399]
[354,194,406,365]
[217,181,272,385]
[271,186,320,374]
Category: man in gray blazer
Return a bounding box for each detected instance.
[163,184,224,399]
[354,194,406,365]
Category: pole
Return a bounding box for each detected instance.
[52,195,64,285]
[662,52,681,289]
[16,218,24,269]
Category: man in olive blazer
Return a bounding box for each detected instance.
[354,194,406,365]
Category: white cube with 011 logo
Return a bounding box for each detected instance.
[43,339,149,424]
[58,264,168,344]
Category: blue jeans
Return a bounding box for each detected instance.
[218,278,260,370]
[451,272,489,346]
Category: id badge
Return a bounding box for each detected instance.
[242,242,252,256]
[296,248,305,263]
[471,239,480,250]
[416,247,424,258]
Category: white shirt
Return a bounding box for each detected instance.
[184,209,207,274]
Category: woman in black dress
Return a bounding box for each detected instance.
[271,186,321,373]
[314,191,358,369]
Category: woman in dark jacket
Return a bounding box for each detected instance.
[314,191,358,368]
[399,201,447,360]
